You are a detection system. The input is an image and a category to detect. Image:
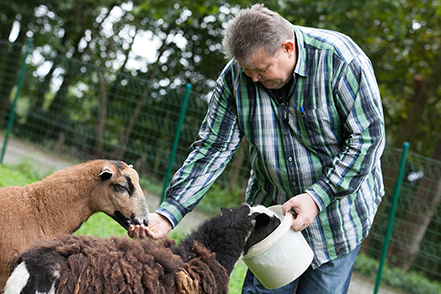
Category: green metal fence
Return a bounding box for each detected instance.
[1,39,441,294]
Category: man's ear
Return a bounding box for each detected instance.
[282,40,295,54]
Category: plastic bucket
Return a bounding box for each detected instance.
[242,205,314,289]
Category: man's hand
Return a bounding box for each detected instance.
[282,193,319,232]
[128,212,173,240]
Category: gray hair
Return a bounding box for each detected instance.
[222,4,293,64]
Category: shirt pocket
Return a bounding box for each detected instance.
[301,105,343,155]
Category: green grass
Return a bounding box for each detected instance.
[0,162,42,187]
[229,261,248,291]
[0,163,246,292]
[74,212,128,237]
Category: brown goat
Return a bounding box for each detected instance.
[0,160,150,290]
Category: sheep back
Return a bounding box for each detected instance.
[12,234,229,294]
[15,235,184,294]
[176,241,229,294]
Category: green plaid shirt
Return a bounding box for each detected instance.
[158,25,385,268]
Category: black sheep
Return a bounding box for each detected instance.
[4,204,280,294]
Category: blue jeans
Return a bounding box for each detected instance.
[242,245,361,294]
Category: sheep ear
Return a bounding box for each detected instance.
[255,213,271,227]
[220,207,229,214]
[99,169,113,180]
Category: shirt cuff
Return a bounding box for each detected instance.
[156,199,187,228]
[306,180,334,211]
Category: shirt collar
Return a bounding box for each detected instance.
[293,26,308,78]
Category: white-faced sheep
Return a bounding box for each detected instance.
[4,204,281,294]
[0,160,150,291]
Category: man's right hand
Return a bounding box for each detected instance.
[128,212,173,240]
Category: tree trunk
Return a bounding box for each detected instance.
[24,56,58,141]
[152,111,172,173]
[0,43,20,127]
[94,66,107,156]
[44,32,86,139]
[392,74,426,149]
[111,24,174,159]
[0,10,32,127]
[227,139,249,203]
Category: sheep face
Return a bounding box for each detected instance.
[91,161,150,229]
[183,204,281,277]
[245,205,281,254]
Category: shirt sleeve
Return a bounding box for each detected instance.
[156,64,243,227]
[306,54,385,211]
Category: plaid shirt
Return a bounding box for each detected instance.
[158,25,385,268]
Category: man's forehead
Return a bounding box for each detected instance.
[239,48,275,70]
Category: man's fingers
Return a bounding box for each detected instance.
[128,225,135,238]
[128,225,148,239]
[139,226,148,239]
[291,215,307,232]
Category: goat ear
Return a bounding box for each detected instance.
[255,213,271,227]
[99,168,113,180]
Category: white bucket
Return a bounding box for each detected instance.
[242,205,314,289]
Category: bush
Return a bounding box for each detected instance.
[354,253,441,294]
[197,183,244,216]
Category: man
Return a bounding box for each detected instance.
[130,4,385,293]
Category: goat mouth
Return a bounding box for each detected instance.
[111,211,149,230]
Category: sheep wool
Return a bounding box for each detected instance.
[5,204,281,294]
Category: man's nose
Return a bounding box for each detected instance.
[251,71,261,82]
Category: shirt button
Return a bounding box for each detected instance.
[292,181,297,186]
[288,157,293,162]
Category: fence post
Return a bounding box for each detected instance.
[0,38,33,164]
[373,141,410,294]
[160,83,192,203]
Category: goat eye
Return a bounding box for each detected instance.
[115,184,127,192]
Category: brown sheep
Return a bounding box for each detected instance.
[0,160,150,291]
[4,204,281,294]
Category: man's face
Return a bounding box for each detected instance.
[238,42,295,90]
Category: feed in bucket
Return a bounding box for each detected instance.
[242,205,314,289]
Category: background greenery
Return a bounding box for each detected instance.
[2,0,441,158]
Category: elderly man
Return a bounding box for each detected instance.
[130,4,385,293]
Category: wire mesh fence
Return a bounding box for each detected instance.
[367,148,441,289]
[1,39,441,294]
